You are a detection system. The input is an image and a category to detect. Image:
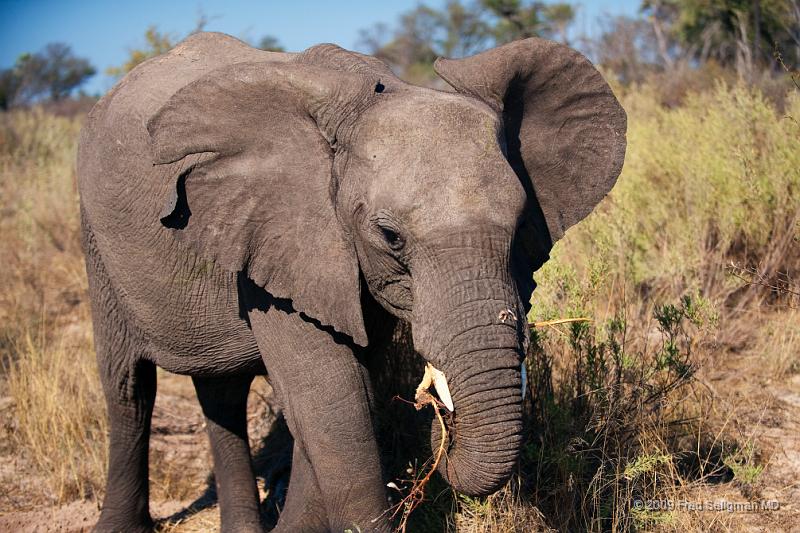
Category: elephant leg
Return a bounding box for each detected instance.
[247,301,390,532]
[272,443,329,533]
[95,357,157,533]
[193,374,262,533]
[85,225,156,532]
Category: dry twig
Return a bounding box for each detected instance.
[727,261,800,308]
[530,317,592,334]
[387,391,449,533]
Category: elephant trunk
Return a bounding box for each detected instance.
[432,345,523,495]
[412,231,527,496]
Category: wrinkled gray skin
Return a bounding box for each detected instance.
[78,32,625,532]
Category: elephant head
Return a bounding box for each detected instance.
[147,36,626,496]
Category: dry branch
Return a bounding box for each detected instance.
[387,392,449,533]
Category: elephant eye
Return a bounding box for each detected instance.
[379,226,404,250]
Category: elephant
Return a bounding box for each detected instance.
[77,31,625,532]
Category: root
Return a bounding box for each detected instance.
[387,391,449,533]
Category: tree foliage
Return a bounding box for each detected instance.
[107,24,286,78]
[483,0,575,43]
[257,35,285,52]
[0,43,95,109]
[358,0,574,84]
[643,0,800,73]
[105,26,176,78]
[593,16,661,84]
[360,0,799,86]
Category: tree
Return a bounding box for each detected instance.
[109,10,280,77]
[358,4,446,84]
[0,69,21,110]
[482,0,575,44]
[358,0,574,84]
[542,3,576,43]
[0,43,95,109]
[257,35,285,52]
[439,0,493,57]
[592,15,661,83]
[106,13,221,78]
[482,0,544,42]
[38,43,97,100]
[106,26,175,78]
[642,0,800,74]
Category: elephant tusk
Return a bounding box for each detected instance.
[416,363,454,412]
[521,361,527,400]
[431,365,454,412]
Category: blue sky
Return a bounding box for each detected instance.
[1,0,640,95]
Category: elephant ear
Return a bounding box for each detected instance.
[147,61,376,346]
[434,38,627,258]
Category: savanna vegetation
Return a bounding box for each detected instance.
[1,0,799,531]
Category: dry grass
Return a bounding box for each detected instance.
[3,325,107,502]
[757,309,800,378]
[0,108,86,340]
[0,109,107,503]
[155,507,221,533]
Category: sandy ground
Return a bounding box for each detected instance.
[676,359,800,532]
[1,359,799,532]
[0,372,292,532]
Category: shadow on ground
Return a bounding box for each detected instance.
[158,414,294,530]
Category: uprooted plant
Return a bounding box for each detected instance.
[385,364,451,533]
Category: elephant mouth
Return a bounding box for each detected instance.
[415,363,454,411]
[413,358,526,496]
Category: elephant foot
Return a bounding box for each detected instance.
[219,520,264,533]
[94,513,154,533]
